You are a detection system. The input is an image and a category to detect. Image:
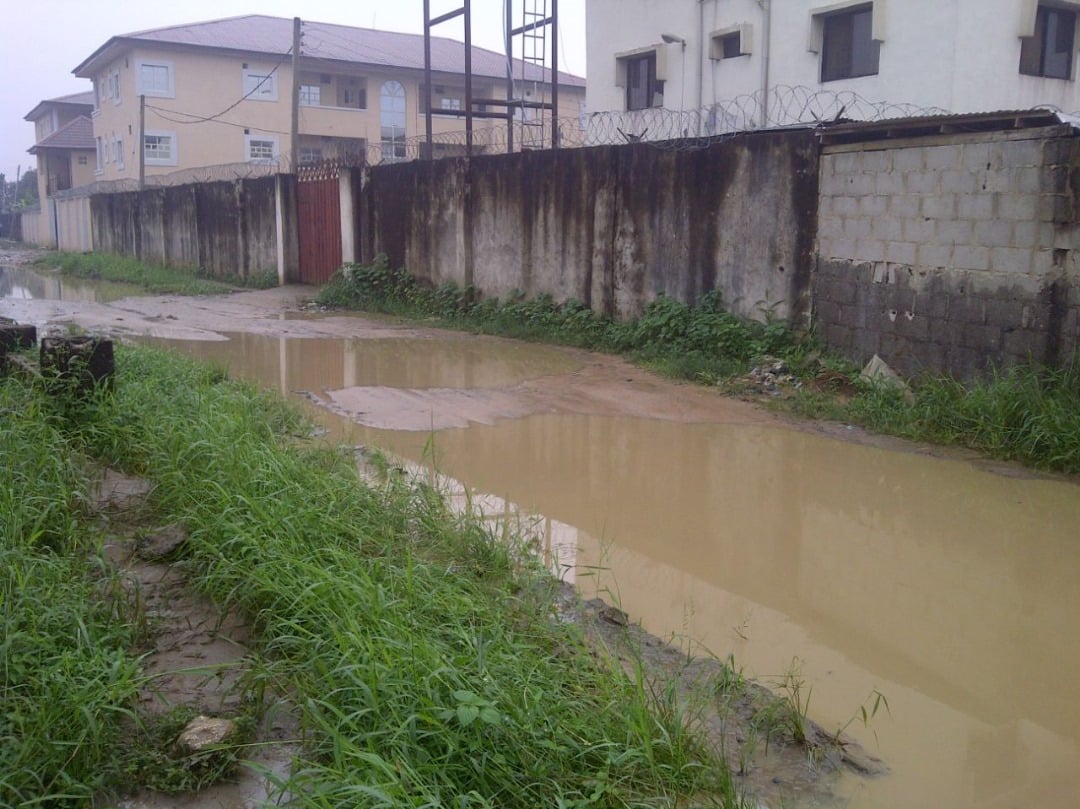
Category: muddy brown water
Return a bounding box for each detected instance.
[4,268,1080,809]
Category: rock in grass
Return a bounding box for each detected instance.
[174,715,237,756]
[138,523,188,560]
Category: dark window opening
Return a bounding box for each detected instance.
[720,32,742,59]
[821,5,880,82]
[625,53,663,110]
[1020,6,1076,79]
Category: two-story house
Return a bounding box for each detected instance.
[73,14,586,182]
[22,91,97,246]
[586,0,1080,126]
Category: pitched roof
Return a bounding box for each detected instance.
[28,116,96,153]
[24,90,95,122]
[74,14,585,87]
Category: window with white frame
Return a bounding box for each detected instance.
[336,77,367,109]
[109,70,121,104]
[298,146,323,164]
[136,60,175,97]
[245,134,279,163]
[710,25,752,60]
[441,97,463,110]
[299,84,321,106]
[114,138,124,169]
[143,131,177,166]
[1020,5,1077,79]
[95,137,104,172]
[243,68,278,101]
[818,3,880,82]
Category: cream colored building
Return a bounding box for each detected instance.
[73,14,586,182]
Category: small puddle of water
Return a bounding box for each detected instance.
[0,265,145,304]
[122,330,1080,809]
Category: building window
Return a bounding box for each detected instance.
[820,4,880,82]
[78,155,88,165]
[136,60,175,98]
[298,147,323,164]
[441,97,463,111]
[625,52,663,110]
[143,131,177,166]
[337,78,367,109]
[108,70,121,104]
[1020,6,1077,79]
[243,69,278,101]
[719,33,742,59]
[245,134,279,163]
[380,81,406,162]
[95,137,104,173]
[300,84,321,106]
[114,138,124,169]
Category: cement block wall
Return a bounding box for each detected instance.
[361,131,819,323]
[90,177,281,282]
[815,125,1080,378]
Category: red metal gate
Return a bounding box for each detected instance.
[296,163,343,285]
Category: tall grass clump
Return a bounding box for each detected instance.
[36,251,275,293]
[317,256,801,383]
[0,376,141,807]
[849,359,1080,473]
[65,344,745,807]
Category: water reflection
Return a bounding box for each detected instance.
[136,331,1080,809]
[0,265,144,304]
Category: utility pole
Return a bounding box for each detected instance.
[290,17,301,171]
[138,95,146,190]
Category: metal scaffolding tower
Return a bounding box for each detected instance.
[422,0,559,158]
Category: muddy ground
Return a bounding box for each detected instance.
[0,246,904,808]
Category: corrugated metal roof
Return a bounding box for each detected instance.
[818,109,1070,144]
[28,115,96,153]
[76,14,584,87]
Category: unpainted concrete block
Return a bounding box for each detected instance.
[892,148,925,173]
[859,195,889,216]
[871,217,903,241]
[989,246,1033,275]
[1003,138,1044,168]
[972,219,1015,248]
[940,169,977,195]
[921,194,957,220]
[890,194,921,219]
[902,218,936,244]
[917,243,954,269]
[886,241,918,265]
[938,220,974,245]
[906,172,939,195]
[957,193,996,220]
[874,171,906,195]
[924,144,963,171]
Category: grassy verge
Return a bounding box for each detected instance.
[316,258,1080,475]
[3,345,747,807]
[34,251,277,294]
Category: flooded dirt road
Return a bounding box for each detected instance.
[5,260,1080,809]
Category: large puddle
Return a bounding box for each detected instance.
[133,331,1080,809]
[4,267,1077,809]
[0,265,145,303]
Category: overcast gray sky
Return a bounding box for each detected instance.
[3,0,587,181]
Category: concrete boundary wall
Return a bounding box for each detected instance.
[89,177,286,282]
[360,132,820,324]
[815,124,1080,378]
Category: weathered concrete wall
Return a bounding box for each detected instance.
[90,177,281,281]
[361,131,819,323]
[816,126,1080,378]
[55,196,93,252]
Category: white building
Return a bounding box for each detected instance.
[586,0,1080,128]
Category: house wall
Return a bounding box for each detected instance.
[361,130,819,322]
[586,0,1080,118]
[814,125,1080,377]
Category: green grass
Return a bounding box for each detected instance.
[3,345,747,808]
[0,374,142,807]
[35,251,278,294]
[318,257,1080,475]
[316,256,800,386]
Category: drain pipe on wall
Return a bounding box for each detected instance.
[757,0,771,128]
[697,0,706,122]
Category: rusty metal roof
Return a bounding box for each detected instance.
[817,109,1071,145]
[74,14,585,87]
[28,116,95,153]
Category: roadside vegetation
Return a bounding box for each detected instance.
[36,251,277,294]
[1,344,749,807]
[317,257,1080,475]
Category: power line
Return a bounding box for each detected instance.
[145,105,292,136]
